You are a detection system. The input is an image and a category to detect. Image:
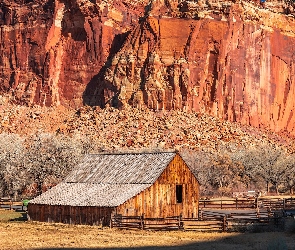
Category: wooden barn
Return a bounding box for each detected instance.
[28,152,199,225]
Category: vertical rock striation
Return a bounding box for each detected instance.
[1,1,295,134]
[0,0,148,107]
[95,1,295,134]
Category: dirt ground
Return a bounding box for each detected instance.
[0,221,294,250]
[0,210,295,250]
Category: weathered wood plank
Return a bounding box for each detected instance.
[116,154,199,218]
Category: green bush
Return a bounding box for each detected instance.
[22,199,30,206]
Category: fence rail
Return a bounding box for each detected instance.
[110,197,294,232]
[0,197,13,210]
[111,214,182,230]
[0,197,26,211]
[110,210,281,232]
[199,197,295,210]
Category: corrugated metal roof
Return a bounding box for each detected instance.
[64,152,176,184]
[30,152,177,207]
[30,183,151,207]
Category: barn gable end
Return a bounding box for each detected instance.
[116,154,199,218]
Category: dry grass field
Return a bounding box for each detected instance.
[0,210,295,250]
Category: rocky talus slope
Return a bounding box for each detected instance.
[0,98,293,153]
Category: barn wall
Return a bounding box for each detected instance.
[28,204,114,226]
[116,154,199,218]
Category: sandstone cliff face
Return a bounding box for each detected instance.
[1,1,295,134]
[96,2,295,134]
[0,0,148,107]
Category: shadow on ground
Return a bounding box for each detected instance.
[34,232,293,250]
[10,212,27,222]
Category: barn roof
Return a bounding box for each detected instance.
[30,152,177,207]
[29,183,151,206]
[64,152,176,184]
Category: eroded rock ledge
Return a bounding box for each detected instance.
[90,1,295,134]
[1,1,295,134]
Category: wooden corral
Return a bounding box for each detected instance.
[110,209,280,232]
[199,197,295,210]
[28,152,199,225]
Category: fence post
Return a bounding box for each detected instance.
[267,208,271,219]
[255,197,260,210]
[178,214,182,230]
[222,215,227,232]
[283,198,286,210]
[110,214,113,228]
[221,199,223,209]
[140,214,144,230]
[235,198,238,209]
[101,217,104,229]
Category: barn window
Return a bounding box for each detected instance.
[176,185,183,203]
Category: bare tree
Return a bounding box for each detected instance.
[280,155,295,194]
[23,133,85,195]
[181,148,246,196]
[0,132,99,198]
[229,144,287,194]
[207,154,246,195]
[0,133,26,197]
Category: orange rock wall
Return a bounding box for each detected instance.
[0,0,147,107]
[98,5,295,134]
[1,1,295,134]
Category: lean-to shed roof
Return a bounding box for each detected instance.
[29,183,151,206]
[30,152,177,207]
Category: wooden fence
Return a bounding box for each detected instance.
[0,198,30,211]
[0,197,13,210]
[110,209,281,232]
[111,215,182,230]
[199,197,295,210]
[182,213,225,232]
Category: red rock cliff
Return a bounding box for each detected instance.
[0,0,148,107]
[1,1,295,134]
[94,1,295,134]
